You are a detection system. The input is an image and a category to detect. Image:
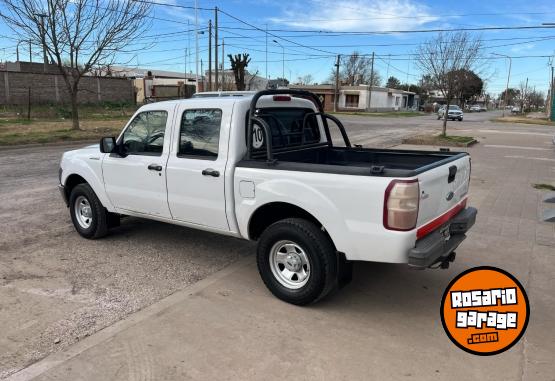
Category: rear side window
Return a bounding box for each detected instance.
[122,111,168,156]
[179,109,222,159]
[252,107,321,150]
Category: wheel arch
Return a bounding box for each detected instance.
[247,202,335,247]
[63,174,88,201]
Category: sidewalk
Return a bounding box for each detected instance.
[9,129,555,381]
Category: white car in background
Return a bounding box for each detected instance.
[438,105,464,121]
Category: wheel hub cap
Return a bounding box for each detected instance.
[269,240,311,289]
[74,195,93,229]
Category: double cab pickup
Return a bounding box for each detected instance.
[59,90,477,305]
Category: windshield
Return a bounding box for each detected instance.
[449,105,461,110]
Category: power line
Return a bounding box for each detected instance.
[218,24,555,35]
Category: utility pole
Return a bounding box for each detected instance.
[184,48,187,82]
[221,38,225,90]
[368,52,375,112]
[550,65,554,121]
[334,55,340,112]
[265,24,268,79]
[195,0,199,91]
[36,13,48,70]
[273,40,284,82]
[208,20,212,91]
[492,53,511,117]
[28,40,32,63]
[214,7,218,91]
[524,77,529,111]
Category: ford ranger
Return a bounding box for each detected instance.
[58,90,477,305]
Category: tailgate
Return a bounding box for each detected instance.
[416,155,470,228]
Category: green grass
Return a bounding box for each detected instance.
[492,116,555,126]
[402,134,477,147]
[331,111,425,117]
[0,126,122,146]
[533,183,555,191]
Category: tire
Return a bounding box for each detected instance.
[256,218,337,305]
[458,117,463,121]
[69,183,109,239]
[437,115,441,120]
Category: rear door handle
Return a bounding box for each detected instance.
[148,164,163,171]
[202,168,220,177]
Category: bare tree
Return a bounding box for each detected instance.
[416,32,482,135]
[331,52,381,86]
[228,53,251,91]
[296,74,314,85]
[0,0,151,130]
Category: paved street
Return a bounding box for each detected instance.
[2,112,555,380]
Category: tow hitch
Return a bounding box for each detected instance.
[439,252,457,269]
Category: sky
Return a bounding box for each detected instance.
[1,0,554,96]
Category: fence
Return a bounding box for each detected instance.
[0,69,135,105]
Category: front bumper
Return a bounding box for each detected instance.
[58,184,69,206]
[408,207,477,268]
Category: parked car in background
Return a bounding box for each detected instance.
[469,105,481,112]
[438,105,464,121]
[511,106,521,114]
[480,105,487,112]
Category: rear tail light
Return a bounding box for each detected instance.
[383,179,419,231]
[273,95,291,101]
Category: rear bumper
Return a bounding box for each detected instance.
[408,207,477,268]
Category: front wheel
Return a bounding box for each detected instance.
[69,183,109,239]
[256,218,337,305]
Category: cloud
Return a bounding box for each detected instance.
[510,43,535,53]
[269,0,438,32]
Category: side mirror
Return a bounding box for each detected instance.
[100,136,116,153]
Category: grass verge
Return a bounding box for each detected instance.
[402,134,477,147]
[492,116,555,126]
[331,111,425,117]
[533,183,555,191]
[0,118,124,146]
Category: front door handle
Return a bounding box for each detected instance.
[148,164,163,171]
[202,168,220,177]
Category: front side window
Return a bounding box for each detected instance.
[179,109,222,158]
[121,111,168,156]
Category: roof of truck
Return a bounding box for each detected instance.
[140,93,316,110]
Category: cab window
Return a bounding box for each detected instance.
[178,109,222,159]
[121,111,168,156]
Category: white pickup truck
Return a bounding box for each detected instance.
[58,90,477,305]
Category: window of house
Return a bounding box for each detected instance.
[121,111,168,156]
[345,94,359,108]
[395,97,400,106]
[179,109,222,159]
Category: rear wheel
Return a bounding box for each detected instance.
[256,218,337,305]
[69,184,109,239]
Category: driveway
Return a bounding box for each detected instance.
[2,112,554,380]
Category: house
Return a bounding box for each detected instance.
[289,84,419,112]
[110,67,200,103]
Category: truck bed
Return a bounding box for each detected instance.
[241,145,468,178]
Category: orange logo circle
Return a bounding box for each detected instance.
[440,266,529,356]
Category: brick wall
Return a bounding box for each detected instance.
[0,70,134,105]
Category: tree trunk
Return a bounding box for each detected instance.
[442,101,449,136]
[70,92,80,130]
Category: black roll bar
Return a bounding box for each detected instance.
[302,112,351,148]
[246,89,351,161]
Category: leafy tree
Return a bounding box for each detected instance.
[386,76,401,89]
[499,88,520,106]
[452,69,484,104]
